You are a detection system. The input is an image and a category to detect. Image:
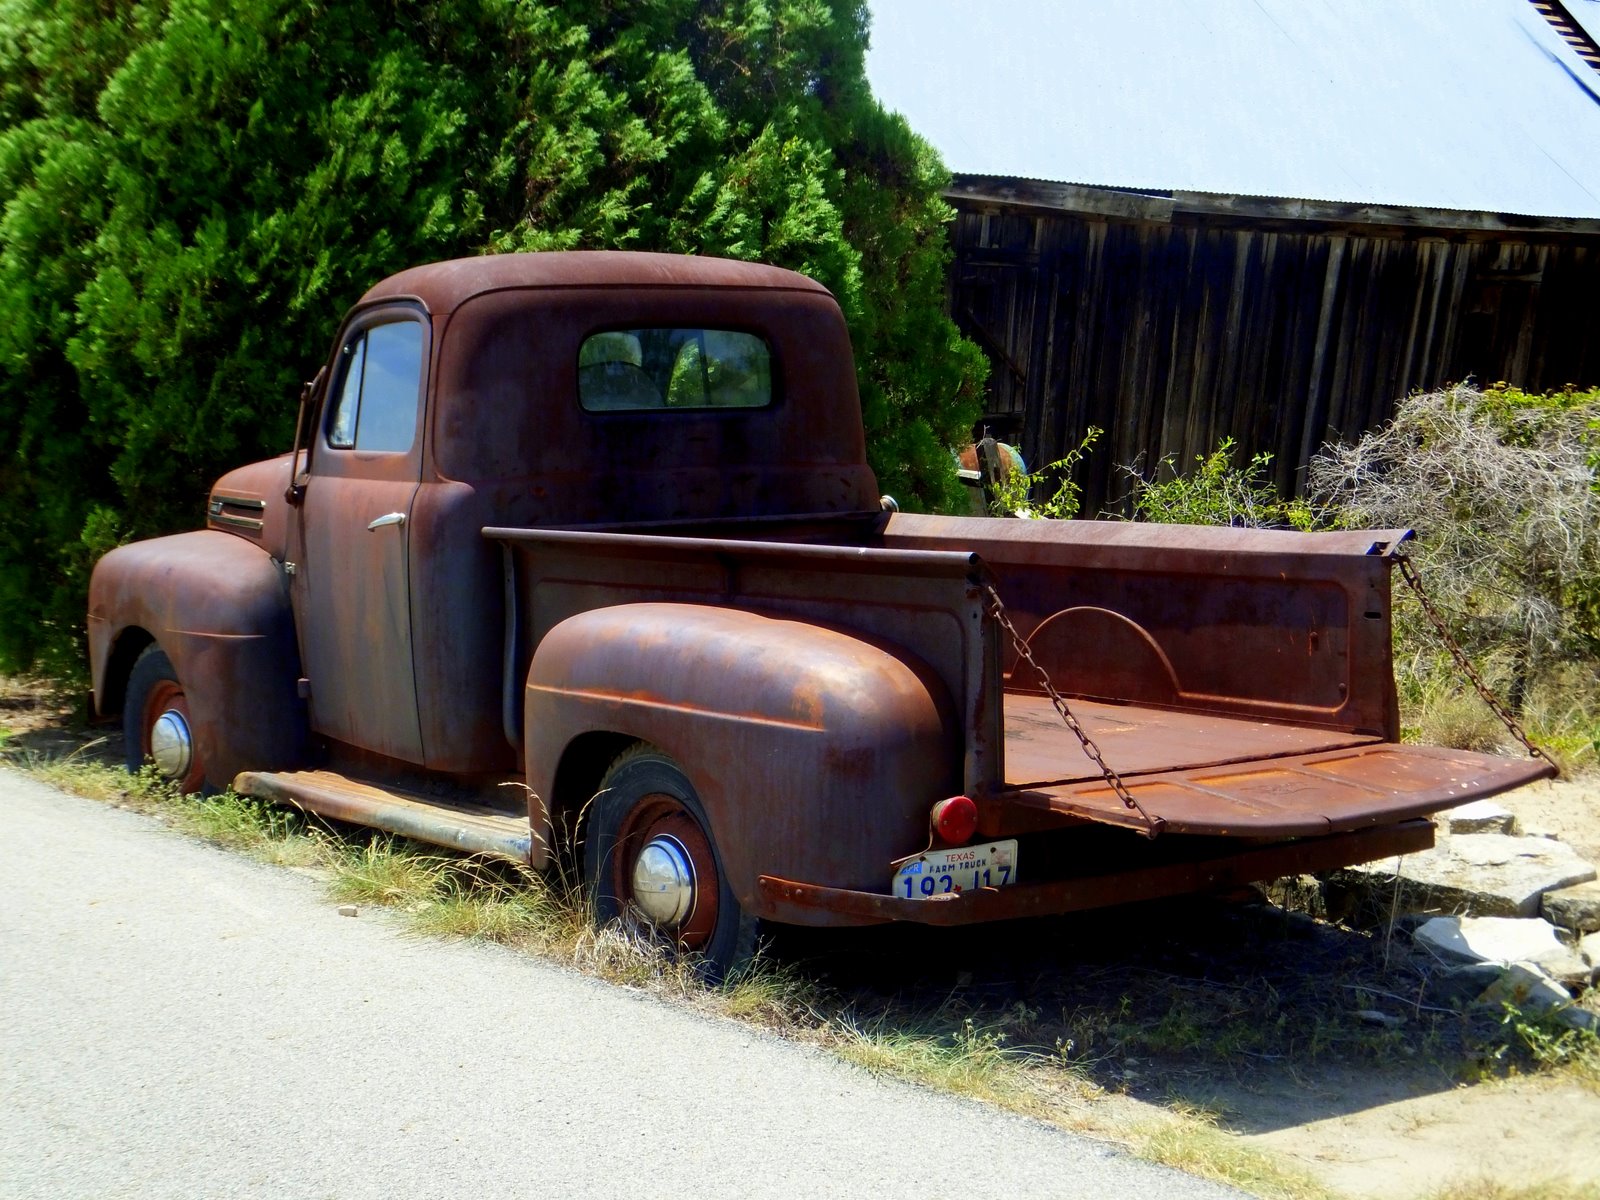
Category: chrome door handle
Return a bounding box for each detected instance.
[367,512,407,531]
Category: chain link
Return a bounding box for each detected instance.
[981,582,1165,839]
[1393,552,1554,766]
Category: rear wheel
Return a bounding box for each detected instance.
[584,747,756,980]
[124,646,207,794]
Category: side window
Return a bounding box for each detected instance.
[326,320,424,452]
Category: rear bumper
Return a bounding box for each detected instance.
[756,819,1433,927]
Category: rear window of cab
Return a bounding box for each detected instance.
[578,328,773,412]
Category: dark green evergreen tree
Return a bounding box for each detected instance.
[0,0,986,674]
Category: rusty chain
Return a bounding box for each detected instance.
[1393,552,1553,766]
[981,582,1166,839]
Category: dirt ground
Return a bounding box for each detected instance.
[5,677,1598,1199]
[1224,777,1600,1198]
[1233,1071,1598,1198]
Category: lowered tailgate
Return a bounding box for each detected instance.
[1002,694,1555,837]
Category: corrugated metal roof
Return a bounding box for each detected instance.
[865,0,1600,219]
[945,174,1600,234]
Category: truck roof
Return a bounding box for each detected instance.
[360,251,833,314]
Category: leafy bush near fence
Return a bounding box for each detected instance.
[1122,438,1319,531]
[1308,384,1600,714]
[0,0,985,676]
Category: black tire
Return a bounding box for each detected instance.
[584,746,757,981]
[124,646,208,794]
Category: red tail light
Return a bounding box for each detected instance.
[931,795,978,844]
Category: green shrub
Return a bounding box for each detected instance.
[1309,384,1600,713]
[987,426,1101,519]
[0,0,985,675]
[1123,438,1320,530]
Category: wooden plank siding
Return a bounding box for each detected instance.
[948,200,1600,512]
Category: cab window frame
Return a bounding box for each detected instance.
[322,307,431,456]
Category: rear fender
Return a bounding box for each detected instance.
[524,603,959,920]
[89,530,307,787]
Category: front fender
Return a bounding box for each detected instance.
[524,603,959,920]
[89,530,306,787]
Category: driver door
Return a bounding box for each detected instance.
[291,309,428,763]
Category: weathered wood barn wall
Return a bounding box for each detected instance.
[947,176,1600,511]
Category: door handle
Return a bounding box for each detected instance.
[367,512,407,531]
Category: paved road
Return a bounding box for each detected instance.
[0,771,1244,1199]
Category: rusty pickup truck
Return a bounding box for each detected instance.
[88,251,1554,972]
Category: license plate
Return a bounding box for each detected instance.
[891,840,1018,899]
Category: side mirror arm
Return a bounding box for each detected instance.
[285,366,325,505]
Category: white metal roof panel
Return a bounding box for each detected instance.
[865,0,1600,219]
[1568,0,1600,45]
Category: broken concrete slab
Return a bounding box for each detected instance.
[1443,798,1518,835]
[1474,962,1596,1032]
[1332,832,1597,919]
[1541,880,1600,936]
[1413,916,1592,988]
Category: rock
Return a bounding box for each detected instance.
[1559,1006,1600,1033]
[1580,931,1600,973]
[1355,1009,1405,1029]
[1475,962,1577,1020]
[1541,880,1600,936]
[1443,799,1518,835]
[337,904,358,917]
[1334,833,1597,919]
[1413,916,1593,988]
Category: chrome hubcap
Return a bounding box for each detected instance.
[631,835,696,927]
[149,709,193,780]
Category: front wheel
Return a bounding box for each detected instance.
[584,747,756,980]
[124,646,208,794]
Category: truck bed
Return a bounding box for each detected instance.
[490,515,1554,856]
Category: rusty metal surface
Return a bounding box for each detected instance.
[236,769,533,861]
[206,455,295,554]
[87,531,307,788]
[984,576,1161,835]
[293,469,424,763]
[755,819,1436,928]
[347,259,876,772]
[885,512,1410,740]
[359,251,833,315]
[522,599,962,908]
[1004,694,1379,788]
[1003,742,1556,838]
[488,527,983,579]
[500,525,1002,822]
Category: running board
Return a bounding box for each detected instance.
[234,769,534,863]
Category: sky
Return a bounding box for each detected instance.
[863,0,1600,218]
